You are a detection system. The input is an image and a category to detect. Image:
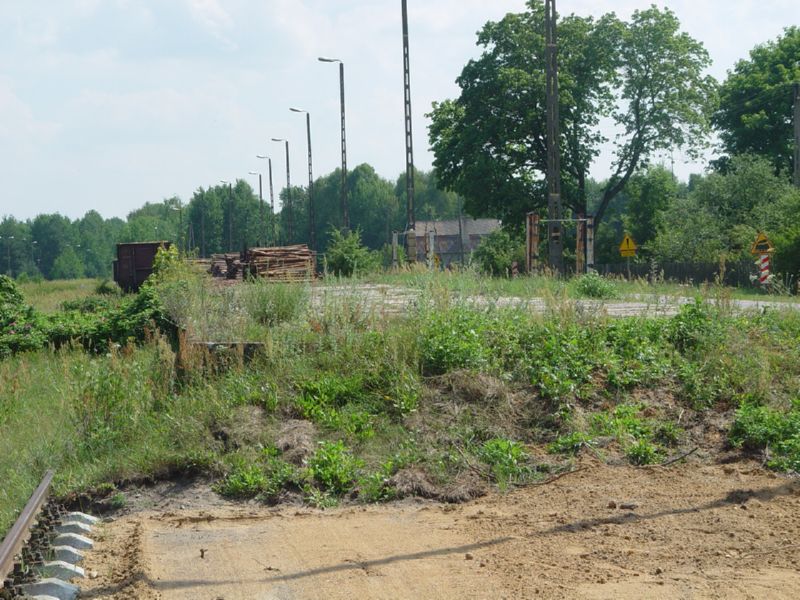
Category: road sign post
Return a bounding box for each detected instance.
[750,232,775,287]
[619,234,637,279]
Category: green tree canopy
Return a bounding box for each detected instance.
[428,0,716,229]
[713,27,800,177]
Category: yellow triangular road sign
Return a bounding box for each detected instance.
[619,234,637,257]
[750,232,774,255]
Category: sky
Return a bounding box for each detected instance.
[0,0,797,221]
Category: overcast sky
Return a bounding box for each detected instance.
[0,1,796,221]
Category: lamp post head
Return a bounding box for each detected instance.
[256,154,269,160]
[248,171,259,176]
[271,138,285,143]
[289,107,307,114]
[318,57,341,64]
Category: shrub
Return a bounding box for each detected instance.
[667,299,718,353]
[473,230,521,276]
[573,273,618,299]
[325,229,380,277]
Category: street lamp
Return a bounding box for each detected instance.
[290,108,316,251]
[318,56,349,231]
[257,155,276,246]
[170,202,183,254]
[271,138,293,243]
[248,170,265,247]
[220,180,233,252]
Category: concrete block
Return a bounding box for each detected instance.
[66,511,99,526]
[34,561,85,580]
[19,578,79,600]
[52,532,94,550]
[52,545,85,564]
[55,521,93,536]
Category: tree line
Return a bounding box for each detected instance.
[0,167,460,280]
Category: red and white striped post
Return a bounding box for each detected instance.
[758,254,771,285]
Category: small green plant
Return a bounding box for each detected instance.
[215,458,268,499]
[305,441,363,495]
[573,273,618,299]
[667,299,718,353]
[110,492,127,509]
[477,438,532,489]
[548,431,594,455]
[625,439,661,465]
[730,402,800,472]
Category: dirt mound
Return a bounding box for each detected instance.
[276,419,316,465]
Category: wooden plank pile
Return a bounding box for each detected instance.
[246,245,315,281]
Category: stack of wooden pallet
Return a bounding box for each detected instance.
[246,245,315,281]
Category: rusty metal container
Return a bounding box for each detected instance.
[113,241,171,293]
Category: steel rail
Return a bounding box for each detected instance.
[0,470,54,588]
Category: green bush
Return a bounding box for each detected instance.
[472,230,522,276]
[0,275,47,358]
[668,299,718,353]
[325,229,380,277]
[572,273,618,299]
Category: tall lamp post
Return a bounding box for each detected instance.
[271,138,293,243]
[290,108,315,251]
[248,170,265,247]
[257,154,276,245]
[318,56,349,231]
[220,180,233,252]
[171,202,184,253]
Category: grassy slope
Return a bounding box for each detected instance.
[2,272,800,532]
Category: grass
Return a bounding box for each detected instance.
[2,267,800,533]
[18,278,111,313]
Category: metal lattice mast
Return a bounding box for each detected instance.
[401,0,416,252]
[545,0,564,273]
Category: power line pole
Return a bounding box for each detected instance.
[793,82,799,188]
[545,0,564,274]
[401,0,416,262]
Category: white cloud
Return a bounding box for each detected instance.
[184,0,234,36]
[0,80,60,152]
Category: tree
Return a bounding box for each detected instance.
[713,27,800,177]
[51,247,85,280]
[622,166,679,254]
[428,1,716,229]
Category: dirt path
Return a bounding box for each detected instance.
[80,461,800,600]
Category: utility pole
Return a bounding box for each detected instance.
[272,139,293,243]
[793,82,799,188]
[544,0,564,274]
[401,0,416,262]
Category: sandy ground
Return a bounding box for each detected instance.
[79,459,800,600]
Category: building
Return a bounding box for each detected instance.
[412,218,501,266]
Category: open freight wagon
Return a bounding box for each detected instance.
[113,241,171,292]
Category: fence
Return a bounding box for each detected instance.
[595,260,757,287]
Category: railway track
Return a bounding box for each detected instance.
[0,472,98,600]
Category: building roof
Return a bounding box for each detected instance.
[413,218,501,237]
